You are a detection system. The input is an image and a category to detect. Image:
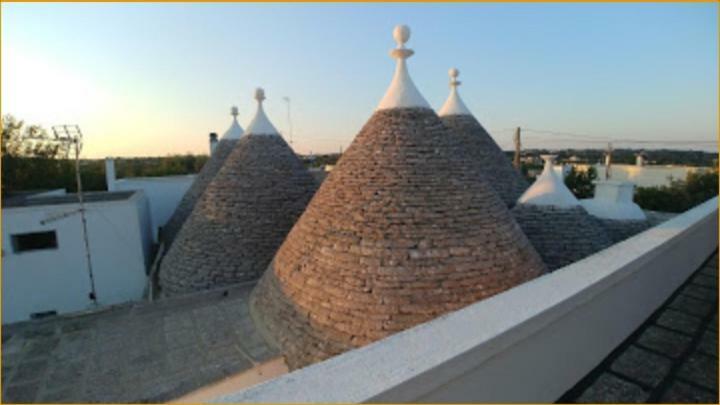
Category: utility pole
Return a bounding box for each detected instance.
[605,142,613,180]
[513,127,521,170]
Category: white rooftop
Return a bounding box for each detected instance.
[245,88,280,136]
[581,180,647,220]
[376,25,431,111]
[438,68,472,117]
[517,155,579,208]
[222,106,245,140]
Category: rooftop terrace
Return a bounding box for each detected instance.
[1,283,277,403]
[565,251,718,403]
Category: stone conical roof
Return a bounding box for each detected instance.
[438,68,528,207]
[158,89,317,297]
[512,155,613,270]
[161,107,245,246]
[250,26,547,370]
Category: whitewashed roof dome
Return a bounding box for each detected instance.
[518,155,579,207]
[222,106,244,140]
[376,25,431,110]
[245,88,280,136]
[438,68,472,116]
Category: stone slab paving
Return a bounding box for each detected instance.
[1,283,277,403]
[561,250,719,404]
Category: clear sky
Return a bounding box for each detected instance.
[2,2,717,158]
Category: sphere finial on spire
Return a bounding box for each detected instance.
[393,25,410,47]
[438,66,471,116]
[255,87,266,103]
[376,24,430,110]
[390,25,414,60]
[231,106,239,117]
[449,67,461,88]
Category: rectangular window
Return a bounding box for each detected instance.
[11,231,58,253]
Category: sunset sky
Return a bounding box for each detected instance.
[2,2,717,158]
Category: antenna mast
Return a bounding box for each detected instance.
[51,125,98,305]
[283,96,293,145]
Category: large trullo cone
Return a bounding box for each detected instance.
[250,25,547,370]
[158,89,317,297]
[161,107,245,247]
[438,68,528,206]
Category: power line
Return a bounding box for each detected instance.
[523,128,715,144]
[490,127,715,145]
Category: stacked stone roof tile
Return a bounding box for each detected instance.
[597,218,651,244]
[441,115,528,206]
[439,69,528,206]
[161,107,244,246]
[512,204,614,271]
[161,138,238,247]
[250,26,547,370]
[158,91,317,297]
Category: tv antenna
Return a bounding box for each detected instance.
[42,125,98,305]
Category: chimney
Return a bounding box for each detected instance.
[594,180,635,205]
[635,153,645,167]
[105,157,116,191]
[582,180,647,220]
[209,132,218,156]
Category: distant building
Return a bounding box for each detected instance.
[2,190,152,323]
[106,159,195,243]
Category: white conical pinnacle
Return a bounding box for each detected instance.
[438,67,472,117]
[245,87,280,136]
[376,25,431,111]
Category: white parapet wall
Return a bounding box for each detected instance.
[112,175,195,243]
[2,191,153,323]
[213,197,718,403]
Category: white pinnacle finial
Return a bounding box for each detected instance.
[438,67,472,117]
[393,25,410,48]
[222,105,244,139]
[255,88,266,103]
[245,87,279,136]
[376,25,430,111]
[449,68,460,87]
[517,154,579,208]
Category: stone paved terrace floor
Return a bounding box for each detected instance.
[561,249,719,404]
[1,283,277,403]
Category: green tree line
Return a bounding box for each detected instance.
[2,115,208,195]
[634,168,719,213]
